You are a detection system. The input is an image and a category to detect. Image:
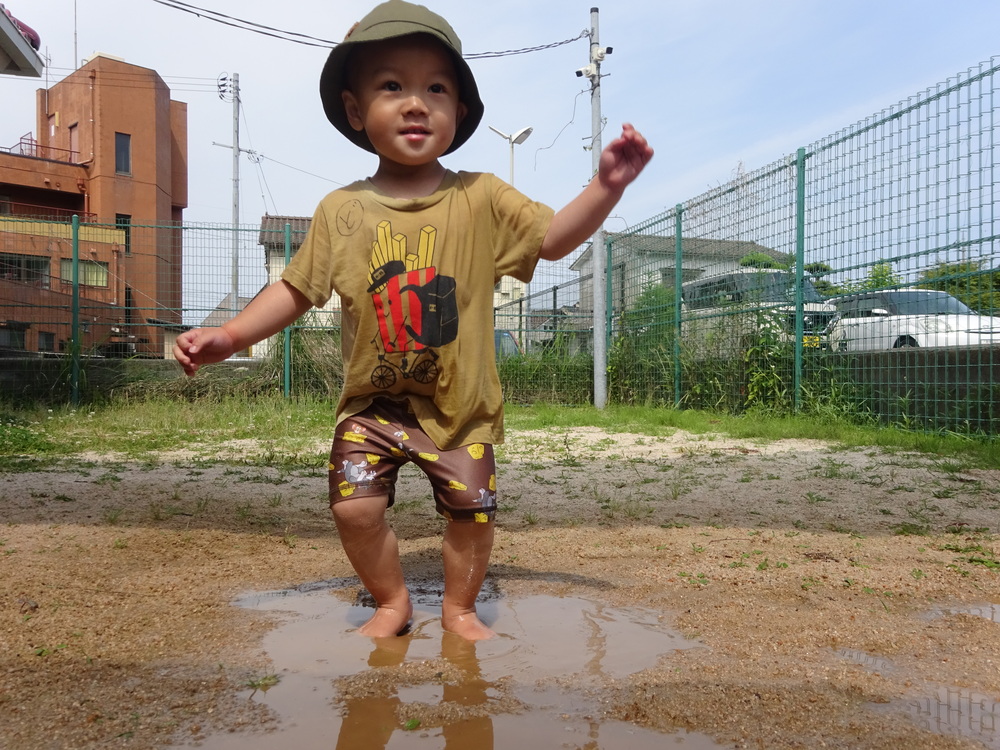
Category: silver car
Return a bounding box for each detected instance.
[830,289,1000,350]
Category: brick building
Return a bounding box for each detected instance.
[0,53,187,357]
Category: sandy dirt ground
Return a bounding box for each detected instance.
[1,426,999,749]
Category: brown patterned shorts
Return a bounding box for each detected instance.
[328,398,497,523]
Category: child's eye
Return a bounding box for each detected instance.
[428,83,447,94]
[381,80,402,92]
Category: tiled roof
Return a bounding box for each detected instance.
[258,215,312,249]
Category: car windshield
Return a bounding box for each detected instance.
[884,291,975,315]
[733,272,824,304]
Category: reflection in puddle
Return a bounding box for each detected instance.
[173,582,729,749]
[931,602,1000,624]
[840,648,999,749]
[887,686,1000,748]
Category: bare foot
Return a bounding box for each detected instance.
[441,611,495,641]
[357,602,413,638]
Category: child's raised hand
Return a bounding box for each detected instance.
[173,327,236,376]
[598,123,654,194]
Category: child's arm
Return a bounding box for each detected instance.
[539,123,653,262]
[173,280,313,376]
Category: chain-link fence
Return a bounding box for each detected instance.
[0,213,595,405]
[607,57,1000,435]
[3,58,1000,434]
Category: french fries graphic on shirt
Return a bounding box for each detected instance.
[366,221,459,388]
[368,220,436,277]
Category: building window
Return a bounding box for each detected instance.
[116,214,132,255]
[60,258,109,287]
[0,194,10,215]
[125,285,135,325]
[1,252,50,287]
[0,326,27,350]
[69,123,80,162]
[38,331,55,352]
[115,132,131,175]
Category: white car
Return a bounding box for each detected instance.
[829,289,1000,350]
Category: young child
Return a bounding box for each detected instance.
[173,0,652,641]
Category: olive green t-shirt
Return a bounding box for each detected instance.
[282,171,555,450]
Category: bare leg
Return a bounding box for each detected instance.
[331,495,412,638]
[441,519,496,641]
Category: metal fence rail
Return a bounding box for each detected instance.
[3,57,1000,435]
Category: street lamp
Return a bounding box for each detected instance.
[489,125,534,349]
[488,125,533,186]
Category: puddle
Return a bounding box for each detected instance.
[840,648,1000,748]
[881,686,1000,748]
[172,581,730,749]
[929,602,1000,624]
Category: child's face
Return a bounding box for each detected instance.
[342,35,468,167]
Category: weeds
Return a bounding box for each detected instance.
[246,674,280,696]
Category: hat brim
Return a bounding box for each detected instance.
[320,34,483,156]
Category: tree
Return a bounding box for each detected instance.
[858,261,900,291]
[805,262,838,297]
[739,252,787,270]
[919,261,1000,313]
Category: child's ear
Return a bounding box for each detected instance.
[342,90,365,132]
[455,101,468,128]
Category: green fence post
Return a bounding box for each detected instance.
[71,214,81,406]
[605,233,614,376]
[673,204,684,407]
[283,222,292,399]
[793,148,807,412]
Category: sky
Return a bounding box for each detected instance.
[3,0,1000,302]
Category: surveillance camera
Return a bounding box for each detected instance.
[575,64,596,79]
[593,46,611,62]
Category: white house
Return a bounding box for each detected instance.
[571,233,790,314]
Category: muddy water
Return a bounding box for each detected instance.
[175,581,731,749]
[841,603,1000,750]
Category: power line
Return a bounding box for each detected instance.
[466,33,588,60]
[150,0,336,47]
[150,0,587,57]
[257,154,347,187]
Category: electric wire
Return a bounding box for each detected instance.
[238,102,278,215]
[256,155,348,188]
[149,0,588,57]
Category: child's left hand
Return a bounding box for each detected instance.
[598,123,654,193]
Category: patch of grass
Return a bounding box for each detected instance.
[660,521,689,529]
[892,522,931,536]
[0,416,55,455]
[939,539,999,569]
[5,396,333,459]
[246,674,280,695]
[812,458,856,480]
[5,400,1000,470]
[678,571,709,587]
[805,492,833,504]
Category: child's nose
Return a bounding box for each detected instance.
[401,94,429,115]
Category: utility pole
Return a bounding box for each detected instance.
[215,73,241,314]
[577,8,612,408]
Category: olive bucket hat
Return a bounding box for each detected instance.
[319,0,484,155]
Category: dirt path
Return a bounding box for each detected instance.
[1,427,998,748]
